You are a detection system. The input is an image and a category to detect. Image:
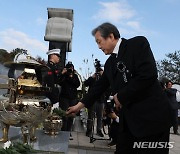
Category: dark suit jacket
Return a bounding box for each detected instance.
[165,88,179,110]
[82,36,171,137]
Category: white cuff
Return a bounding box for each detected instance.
[115,116,119,123]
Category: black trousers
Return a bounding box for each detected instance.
[86,101,104,133]
[171,109,179,133]
[115,128,170,154]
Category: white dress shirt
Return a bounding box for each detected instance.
[112,38,122,57]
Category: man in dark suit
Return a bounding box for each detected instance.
[84,68,105,137]
[67,22,171,154]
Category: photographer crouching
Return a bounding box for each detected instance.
[103,95,120,146]
[59,61,80,140]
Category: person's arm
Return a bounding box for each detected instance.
[67,74,80,88]
[58,68,67,84]
[66,102,85,116]
[67,70,109,114]
[81,72,110,108]
[84,75,95,87]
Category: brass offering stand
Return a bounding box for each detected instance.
[43,115,62,135]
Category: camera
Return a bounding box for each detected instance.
[66,68,72,74]
[94,59,103,80]
[102,96,115,126]
[94,59,102,72]
[65,61,73,74]
[104,96,115,115]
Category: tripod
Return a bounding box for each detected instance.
[87,103,111,143]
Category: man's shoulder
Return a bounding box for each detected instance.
[171,88,177,92]
[127,36,148,42]
[124,36,150,49]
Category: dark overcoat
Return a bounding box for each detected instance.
[82,36,171,137]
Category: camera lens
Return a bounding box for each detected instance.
[67,69,72,73]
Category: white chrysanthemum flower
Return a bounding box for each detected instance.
[3,140,11,149]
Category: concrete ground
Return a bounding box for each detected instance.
[0,116,179,154]
[68,116,180,154]
[68,116,115,154]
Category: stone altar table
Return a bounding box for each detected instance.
[0,126,70,154]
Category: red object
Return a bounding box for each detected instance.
[48,71,52,75]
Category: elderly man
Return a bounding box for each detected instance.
[67,22,171,154]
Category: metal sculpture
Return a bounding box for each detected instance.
[0,52,51,143]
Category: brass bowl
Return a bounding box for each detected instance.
[43,115,62,135]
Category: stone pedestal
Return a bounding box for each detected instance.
[0,126,70,154]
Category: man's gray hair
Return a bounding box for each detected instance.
[92,22,120,39]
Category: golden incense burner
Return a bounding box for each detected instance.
[0,53,51,143]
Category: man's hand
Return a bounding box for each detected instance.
[66,102,85,117]
[62,68,67,74]
[108,112,117,120]
[114,93,122,110]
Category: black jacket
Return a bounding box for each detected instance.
[81,36,171,137]
[165,88,179,110]
[59,72,80,100]
[44,61,61,104]
[84,75,105,103]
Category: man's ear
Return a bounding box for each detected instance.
[109,33,115,40]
